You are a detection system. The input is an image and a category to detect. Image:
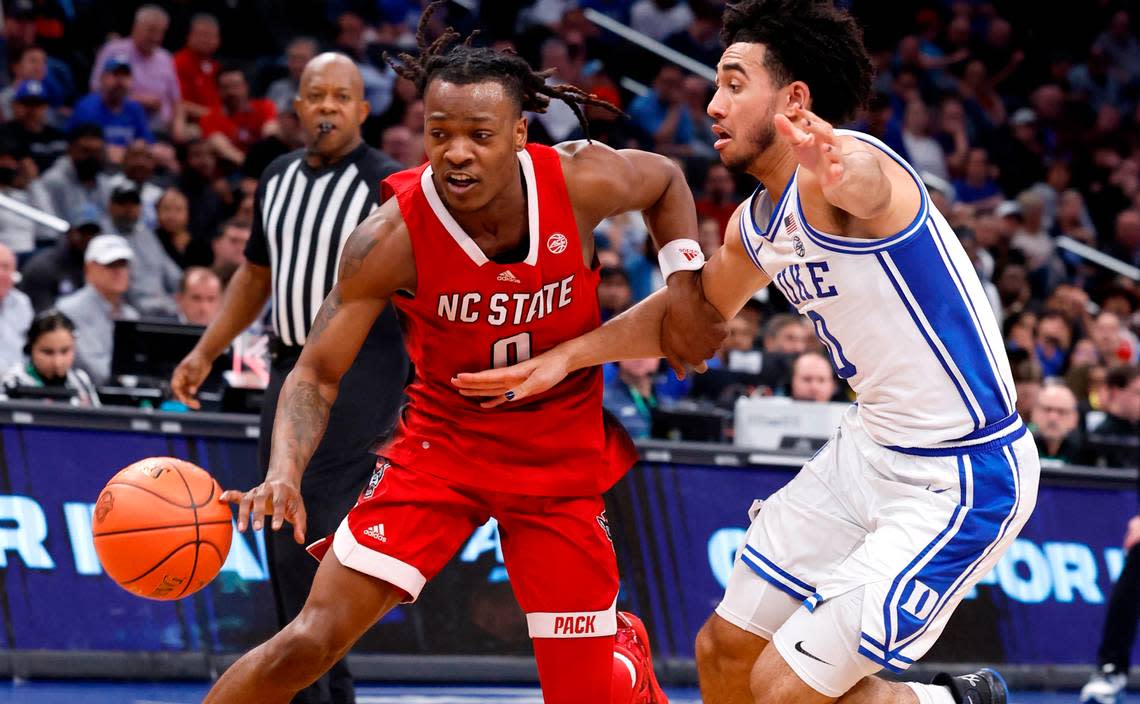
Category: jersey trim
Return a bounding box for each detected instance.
[793,130,930,255]
[738,171,796,273]
[419,148,541,267]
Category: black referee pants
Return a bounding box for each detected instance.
[1097,542,1140,671]
[257,310,407,704]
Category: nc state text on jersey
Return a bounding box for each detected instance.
[436,275,576,326]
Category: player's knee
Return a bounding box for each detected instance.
[269,616,346,680]
[695,616,761,672]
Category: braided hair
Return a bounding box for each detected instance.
[384,0,621,140]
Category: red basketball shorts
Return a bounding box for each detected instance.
[307,458,620,639]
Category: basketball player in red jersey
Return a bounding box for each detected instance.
[203,6,724,704]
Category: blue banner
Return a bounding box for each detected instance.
[0,420,1131,665]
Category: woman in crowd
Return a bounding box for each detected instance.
[0,309,100,407]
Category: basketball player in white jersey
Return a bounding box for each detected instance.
[452,2,1040,704]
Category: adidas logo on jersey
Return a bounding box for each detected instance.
[364,524,387,543]
[497,270,521,283]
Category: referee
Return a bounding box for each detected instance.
[172,54,407,704]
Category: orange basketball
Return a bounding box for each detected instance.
[92,457,233,601]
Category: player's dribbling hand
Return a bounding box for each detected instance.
[451,351,571,409]
[171,351,212,410]
[220,479,308,544]
[661,270,725,379]
[774,105,845,189]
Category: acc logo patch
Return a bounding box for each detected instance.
[793,236,806,257]
[547,233,568,254]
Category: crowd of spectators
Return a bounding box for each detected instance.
[0,0,1135,467]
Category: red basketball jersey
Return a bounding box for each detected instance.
[378,144,637,497]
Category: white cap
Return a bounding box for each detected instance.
[84,234,134,265]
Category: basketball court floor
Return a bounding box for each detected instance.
[0,681,1108,703]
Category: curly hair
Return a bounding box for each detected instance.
[721,0,874,124]
[384,1,621,140]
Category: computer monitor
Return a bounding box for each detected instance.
[3,384,78,403]
[651,403,729,442]
[111,318,230,389]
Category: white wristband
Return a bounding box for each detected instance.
[657,238,705,280]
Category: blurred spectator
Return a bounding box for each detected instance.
[603,357,659,439]
[19,204,101,310]
[1050,189,1096,245]
[38,123,112,224]
[1093,10,1140,82]
[200,66,279,164]
[267,37,319,116]
[598,266,632,321]
[1034,311,1071,378]
[934,95,971,177]
[154,187,208,268]
[0,46,63,121]
[102,183,181,316]
[174,267,222,326]
[789,351,838,403]
[89,4,184,135]
[0,309,100,407]
[1010,191,1054,276]
[663,0,722,68]
[0,243,34,371]
[1010,348,1043,422]
[210,218,251,287]
[628,64,694,155]
[107,140,164,230]
[69,57,155,152]
[695,163,736,235]
[901,99,948,181]
[176,139,226,242]
[1068,47,1123,113]
[2,80,67,172]
[55,234,140,384]
[763,313,808,356]
[1091,311,1138,367]
[994,109,1045,196]
[0,137,45,258]
[630,0,694,42]
[1089,365,1140,468]
[958,59,1006,129]
[529,37,586,144]
[953,147,1003,211]
[173,14,222,122]
[1030,382,1086,464]
[331,11,396,116]
[380,125,418,168]
[1111,209,1140,268]
[697,216,721,259]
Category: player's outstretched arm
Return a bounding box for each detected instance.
[221,202,415,543]
[453,205,769,407]
[559,141,727,375]
[775,105,920,231]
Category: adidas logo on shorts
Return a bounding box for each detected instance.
[497,270,521,283]
[364,524,387,543]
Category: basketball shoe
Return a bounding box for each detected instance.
[1079,664,1127,704]
[932,668,1008,704]
[612,611,668,704]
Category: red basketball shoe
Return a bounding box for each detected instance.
[613,611,668,704]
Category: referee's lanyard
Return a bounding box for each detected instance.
[627,384,656,420]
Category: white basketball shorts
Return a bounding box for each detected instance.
[716,405,1039,697]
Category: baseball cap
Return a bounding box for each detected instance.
[103,56,132,74]
[84,234,134,265]
[995,200,1022,219]
[13,80,47,104]
[1009,108,1036,127]
[69,203,103,230]
[110,182,141,204]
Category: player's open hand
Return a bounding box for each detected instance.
[774,106,844,189]
[661,270,724,379]
[451,350,571,409]
[220,478,307,544]
[171,350,212,410]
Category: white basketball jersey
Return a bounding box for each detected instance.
[740,129,1018,449]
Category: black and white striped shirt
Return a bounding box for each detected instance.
[245,143,401,346]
